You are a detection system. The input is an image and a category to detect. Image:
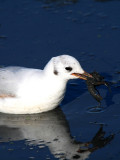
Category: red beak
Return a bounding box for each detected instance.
[71,71,93,80]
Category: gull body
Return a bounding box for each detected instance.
[0,55,91,114]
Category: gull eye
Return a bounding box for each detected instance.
[65,67,72,72]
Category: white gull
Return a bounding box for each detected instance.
[0,55,92,114]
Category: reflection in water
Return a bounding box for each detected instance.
[0,108,114,160]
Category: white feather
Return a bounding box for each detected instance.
[0,55,84,114]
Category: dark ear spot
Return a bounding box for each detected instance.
[54,70,58,75]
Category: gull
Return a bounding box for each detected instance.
[0,55,92,114]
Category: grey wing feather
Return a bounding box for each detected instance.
[0,67,24,95]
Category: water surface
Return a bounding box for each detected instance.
[0,0,120,159]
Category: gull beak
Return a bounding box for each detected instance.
[71,71,93,80]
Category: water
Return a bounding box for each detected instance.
[0,0,120,159]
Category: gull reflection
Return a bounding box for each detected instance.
[0,108,114,160]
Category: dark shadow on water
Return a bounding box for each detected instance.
[0,108,114,160]
[63,72,118,112]
[35,0,78,4]
[101,72,120,108]
[35,0,120,9]
[35,0,79,8]
[95,0,120,2]
[62,79,86,105]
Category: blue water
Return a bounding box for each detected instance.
[0,0,120,159]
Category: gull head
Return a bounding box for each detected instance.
[44,55,92,81]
